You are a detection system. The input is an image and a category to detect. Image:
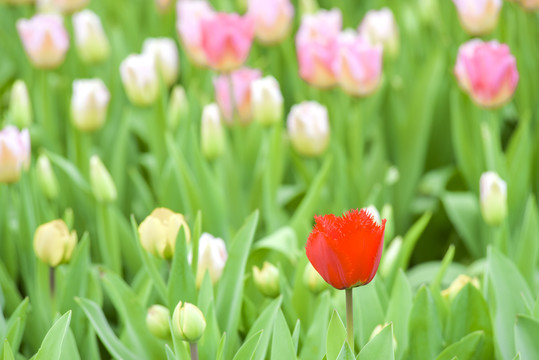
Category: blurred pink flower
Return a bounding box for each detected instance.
[334,31,383,97]
[296,9,341,89]
[176,0,215,67]
[0,126,30,184]
[358,8,399,57]
[454,39,519,109]
[17,14,69,69]
[213,68,261,125]
[519,0,539,10]
[247,0,294,45]
[452,0,502,35]
[201,13,255,72]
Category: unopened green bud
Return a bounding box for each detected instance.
[34,219,77,267]
[253,262,280,298]
[90,155,117,203]
[172,302,206,343]
[201,103,225,160]
[479,171,507,226]
[441,274,480,303]
[168,86,188,131]
[10,80,32,128]
[303,262,328,294]
[146,305,171,339]
[36,154,59,199]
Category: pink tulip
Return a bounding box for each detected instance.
[176,0,215,67]
[201,13,255,72]
[358,8,399,57]
[334,31,383,97]
[17,14,69,69]
[0,126,30,184]
[213,68,261,125]
[296,9,342,88]
[452,0,502,35]
[454,39,519,109]
[247,0,294,45]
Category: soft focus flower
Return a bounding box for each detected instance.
[213,68,261,125]
[138,208,191,260]
[176,0,215,67]
[479,171,507,226]
[194,233,228,288]
[72,10,110,64]
[334,30,383,97]
[358,8,399,57]
[120,54,159,106]
[36,154,59,199]
[172,302,206,343]
[142,38,179,87]
[146,305,171,339]
[90,155,117,203]
[201,103,226,160]
[295,9,341,88]
[50,0,88,13]
[306,208,386,290]
[33,219,77,267]
[303,262,329,294]
[287,101,330,157]
[441,274,480,302]
[168,85,188,130]
[71,79,110,132]
[10,80,32,128]
[452,0,502,36]
[155,0,174,13]
[0,126,30,184]
[519,0,539,10]
[253,262,280,298]
[454,39,518,109]
[247,0,294,45]
[251,76,284,125]
[17,14,69,69]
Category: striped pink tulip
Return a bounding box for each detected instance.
[247,0,294,45]
[176,0,215,67]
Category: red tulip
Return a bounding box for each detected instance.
[306,208,386,290]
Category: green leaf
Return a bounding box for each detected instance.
[0,297,29,355]
[408,286,444,360]
[165,345,176,360]
[326,310,347,360]
[247,297,282,360]
[515,315,539,360]
[514,196,538,292]
[75,297,137,360]
[430,245,455,292]
[434,331,484,360]
[2,341,14,360]
[231,330,263,360]
[167,225,197,307]
[355,280,385,347]
[33,311,71,360]
[398,212,432,271]
[335,343,354,360]
[251,227,298,264]
[216,333,227,360]
[300,292,330,360]
[386,270,412,360]
[358,323,395,360]
[270,310,296,360]
[292,320,301,355]
[46,151,91,194]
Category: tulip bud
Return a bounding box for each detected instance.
[253,262,280,298]
[120,54,160,107]
[214,68,261,125]
[0,126,30,184]
[172,302,206,343]
[90,155,117,203]
[71,79,110,132]
[452,0,502,36]
[146,305,171,339]
[168,85,188,131]
[334,30,383,97]
[194,233,228,288]
[287,101,330,157]
[303,262,328,294]
[17,14,69,69]
[36,154,59,199]
[9,80,32,128]
[201,103,226,160]
[155,0,174,14]
[251,76,284,126]
[142,38,180,87]
[33,219,77,267]
[519,0,539,11]
[138,208,191,260]
[295,9,341,88]
[176,0,215,67]
[247,0,294,45]
[454,40,518,109]
[359,8,399,58]
[72,10,110,64]
[441,274,480,302]
[479,171,507,226]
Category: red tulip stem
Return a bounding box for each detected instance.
[346,288,354,351]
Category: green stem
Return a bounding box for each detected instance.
[346,288,354,351]
[189,343,199,360]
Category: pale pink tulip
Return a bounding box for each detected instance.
[247,0,294,45]
[454,39,519,109]
[296,9,342,88]
[120,54,159,107]
[213,68,261,125]
[452,0,502,35]
[17,14,69,69]
[0,126,30,184]
[359,8,399,57]
[287,101,330,157]
[142,38,180,87]
[176,0,215,67]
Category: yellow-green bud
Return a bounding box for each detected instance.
[72,10,110,64]
[36,154,59,199]
[10,80,32,128]
[33,219,77,267]
[90,155,117,203]
[303,261,328,294]
[201,103,225,160]
[479,171,507,226]
[441,274,480,303]
[167,85,188,131]
[172,302,206,343]
[146,305,171,339]
[253,262,280,298]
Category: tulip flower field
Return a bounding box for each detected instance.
[1,0,539,359]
